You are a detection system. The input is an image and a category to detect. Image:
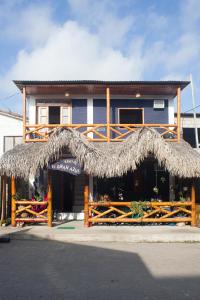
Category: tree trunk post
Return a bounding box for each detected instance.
[191,183,196,227]
[47,172,53,227]
[84,185,89,227]
[11,176,16,227]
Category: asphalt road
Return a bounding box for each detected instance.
[0,239,200,300]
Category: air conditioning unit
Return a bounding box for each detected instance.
[153,100,165,109]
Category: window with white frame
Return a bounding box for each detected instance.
[118,108,144,124]
[4,136,23,153]
[37,104,71,125]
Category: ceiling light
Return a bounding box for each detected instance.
[65,92,70,97]
[136,93,141,98]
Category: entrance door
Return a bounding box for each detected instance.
[52,171,75,212]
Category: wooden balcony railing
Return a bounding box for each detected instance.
[24,123,178,142]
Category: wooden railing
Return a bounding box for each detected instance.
[14,200,48,224]
[86,201,193,226]
[25,123,178,142]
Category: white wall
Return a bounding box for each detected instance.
[0,114,23,156]
[28,96,36,124]
[168,99,174,124]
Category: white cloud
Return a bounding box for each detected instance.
[0,2,57,47]
[68,0,135,48]
[0,20,145,95]
[0,0,200,106]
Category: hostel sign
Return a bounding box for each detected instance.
[48,158,82,175]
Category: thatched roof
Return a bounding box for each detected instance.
[1,127,200,179]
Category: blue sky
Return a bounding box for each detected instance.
[0,0,200,113]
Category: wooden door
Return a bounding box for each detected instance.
[60,106,71,124]
[38,106,49,124]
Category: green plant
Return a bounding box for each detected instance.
[130,201,149,217]
[34,194,43,202]
[14,192,23,200]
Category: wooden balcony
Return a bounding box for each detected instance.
[24,123,178,142]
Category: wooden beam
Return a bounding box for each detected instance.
[0,175,6,225]
[11,176,16,227]
[177,87,181,142]
[47,172,53,227]
[22,87,27,142]
[191,183,196,227]
[84,185,89,227]
[106,87,111,142]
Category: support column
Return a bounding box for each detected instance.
[191,183,196,227]
[11,176,16,227]
[89,176,93,202]
[177,87,181,142]
[106,87,110,142]
[47,172,53,227]
[0,175,6,225]
[84,185,89,227]
[22,87,27,142]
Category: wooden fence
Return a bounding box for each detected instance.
[86,201,193,226]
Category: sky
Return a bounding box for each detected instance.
[0,0,200,113]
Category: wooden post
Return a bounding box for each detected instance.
[47,172,53,227]
[177,87,181,142]
[84,185,89,227]
[22,87,26,142]
[11,176,16,227]
[0,176,5,224]
[106,87,111,142]
[191,183,196,227]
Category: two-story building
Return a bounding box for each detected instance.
[0,110,23,225]
[1,80,200,227]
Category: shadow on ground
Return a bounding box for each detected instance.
[0,231,200,300]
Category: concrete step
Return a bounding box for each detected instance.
[56,212,84,221]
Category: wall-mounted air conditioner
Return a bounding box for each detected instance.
[153,100,165,109]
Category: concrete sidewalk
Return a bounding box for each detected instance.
[1,221,200,242]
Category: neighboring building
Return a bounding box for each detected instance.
[175,113,200,148]
[2,80,200,227]
[0,110,23,156]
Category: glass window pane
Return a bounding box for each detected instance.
[4,137,14,152]
[14,137,23,146]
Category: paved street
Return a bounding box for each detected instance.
[0,239,200,300]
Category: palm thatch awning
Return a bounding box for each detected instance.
[1,127,200,179]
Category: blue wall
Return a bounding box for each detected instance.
[93,99,168,124]
[71,98,169,125]
[72,99,87,124]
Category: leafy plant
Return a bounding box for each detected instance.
[130,201,149,217]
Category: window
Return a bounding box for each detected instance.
[38,107,48,124]
[49,107,60,124]
[37,105,71,125]
[4,136,23,153]
[183,128,200,148]
[118,108,143,124]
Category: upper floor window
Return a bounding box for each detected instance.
[118,108,144,124]
[37,104,71,125]
[183,128,200,148]
[4,136,22,153]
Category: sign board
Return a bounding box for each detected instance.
[48,158,82,175]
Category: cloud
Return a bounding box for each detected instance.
[1,20,144,89]
[68,0,135,48]
[0,0,200,114]
[0,2,57,47]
